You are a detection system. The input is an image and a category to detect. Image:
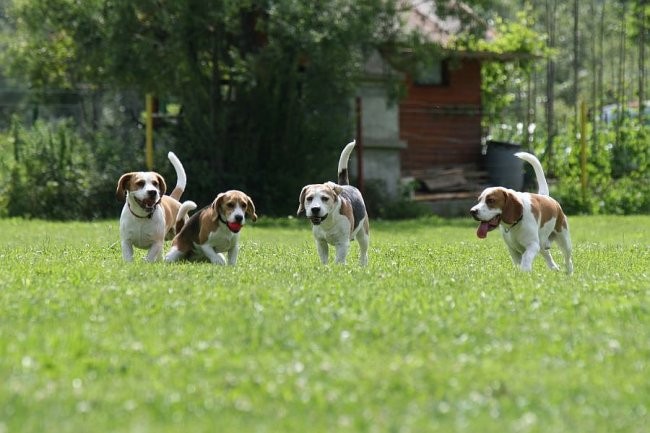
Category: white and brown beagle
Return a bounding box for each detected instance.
[297,140,369,266]
[470,151,573,274]
[164,190,257,265]
[116,152,193,262]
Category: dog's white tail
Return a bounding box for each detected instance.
[337,140,356,186]
[167,151,187,200]
[515,152,549,196]
[176,200,197,223]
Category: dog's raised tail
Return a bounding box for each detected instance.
[515,152,549,196]
[167,151,187,200]
[176,200,197,223]
[337,140,356,185]
[174,200,197,233]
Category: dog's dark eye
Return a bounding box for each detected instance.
[486,198,494,205]
[241,203,247,209]
[306,196,313,202]
[226,202,235,208]
[321,196,329,202]
[152,181,159,187]
[136,180,145,187]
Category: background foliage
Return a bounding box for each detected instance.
[1,0,402,218]
[0,0,648,219]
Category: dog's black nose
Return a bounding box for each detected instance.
[470,209,478,217]
[147,190,157,197]
[235,214,243,223]
[311,207,320,215]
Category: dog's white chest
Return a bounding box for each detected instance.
[313,215,351,244]
[120,206,164,248]
[196,228,237,253]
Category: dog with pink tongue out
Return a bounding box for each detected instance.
[164,190,257,265]
[470,152,573,274]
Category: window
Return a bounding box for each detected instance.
[414,58,448,86]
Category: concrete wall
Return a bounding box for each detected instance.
[351,52,406,199]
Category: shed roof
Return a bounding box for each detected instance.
[398,0,535,60]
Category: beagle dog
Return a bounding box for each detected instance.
[297,140,369,266]
[164,190,257,265]
[116,152,192,262]
[470,152,573,274]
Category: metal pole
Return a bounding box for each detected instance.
[355,96,364,194]
[145,93,154,170]
[580,100,588,203]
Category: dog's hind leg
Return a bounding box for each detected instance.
[540,248,560,271]
[356,232,369,266]
[506,247,522,269]
[555,231,574,275]
[164,245,185,263]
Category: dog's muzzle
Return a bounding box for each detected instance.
[308,207,328,225]
[475,215,501,239]
[135,196,158,211]
[220,213,245,233]
[309,215,328,225]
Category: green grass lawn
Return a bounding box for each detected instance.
[1,215,649,432]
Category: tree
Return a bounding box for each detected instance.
[2,0,402,214]
[632,0,648,124]
[545,0,558,168]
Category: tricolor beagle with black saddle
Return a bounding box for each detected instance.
[297,140,369,266]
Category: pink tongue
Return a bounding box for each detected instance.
[477,222,490,239]
[228,222,242,232]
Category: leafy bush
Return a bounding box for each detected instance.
[5,119,94,219]
[2,119,142,220]
[547,118,650,215]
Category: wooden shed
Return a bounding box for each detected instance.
[399,57,483,171]
[351,1,523,214]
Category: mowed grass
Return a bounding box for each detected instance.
[1,215,649,433]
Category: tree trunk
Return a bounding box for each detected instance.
[525,70,534,151]
[639,0,647,125]
[590,0,599,151]
[598,1,605,124]
[573,0,580,122]
[615,2,627,147]
[545,0,558,171]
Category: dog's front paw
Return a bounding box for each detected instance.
[518,264,533,272]
[210,253,227,265]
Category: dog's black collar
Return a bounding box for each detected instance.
[503,215,523,232]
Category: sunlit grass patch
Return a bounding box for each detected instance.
[0,216,649,432]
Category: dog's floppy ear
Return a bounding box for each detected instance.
[245,194,258,222]
[325,181,343,196]
[501,190,523,225]
[116,173,134,202]
[155,173,167,196]
[297,186,309,216]
[211,193,226,222]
